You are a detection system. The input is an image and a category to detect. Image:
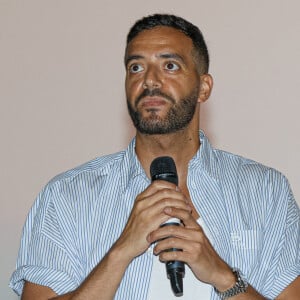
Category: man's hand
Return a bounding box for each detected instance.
[147,203,236,292]
[113,180,192,261]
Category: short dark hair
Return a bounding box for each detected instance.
[126,14,209,74]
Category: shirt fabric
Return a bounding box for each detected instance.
[10,131,300,299]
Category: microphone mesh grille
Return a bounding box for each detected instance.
[150,156,177,177]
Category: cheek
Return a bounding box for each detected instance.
[175,77,199,97]
[167,80,190,98]
[126,78,143,99]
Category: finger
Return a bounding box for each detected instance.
[127,197,191,245]
[135,189,190,218]
[140,200,192,238]
[151,225,204,247]
[137,180,177,199]
[154,233,202,252]
[155,237,212,269]
[155,239,189,263]
[163,206,198,227]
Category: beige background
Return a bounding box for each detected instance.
[1,1,299,298]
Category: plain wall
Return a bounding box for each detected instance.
[1,1,299,298]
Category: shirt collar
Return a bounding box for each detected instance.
[119,137,148,190]
[189,131,218,179]
[120,130,217,189]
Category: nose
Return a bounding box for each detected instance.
[142,66,162,90]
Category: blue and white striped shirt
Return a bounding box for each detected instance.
[10,131,300,299]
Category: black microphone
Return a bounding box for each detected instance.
[150,156,185,297]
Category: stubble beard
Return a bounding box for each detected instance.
[127,87,200,135]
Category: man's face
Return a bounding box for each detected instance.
[125,26,202,134]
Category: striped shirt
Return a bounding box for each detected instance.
[10,131,300,299]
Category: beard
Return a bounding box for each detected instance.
[127,87,199,135]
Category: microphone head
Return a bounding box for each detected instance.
[150,156,178,185]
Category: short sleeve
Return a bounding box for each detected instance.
[253,173,300,298]
[9,183,83,295]
[268,188,300,298]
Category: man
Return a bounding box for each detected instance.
[10,14,299,299]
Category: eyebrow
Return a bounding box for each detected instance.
[125,55,144,67]
[125,53,185,67]
[159,53,185,63]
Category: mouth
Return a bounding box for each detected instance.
[135,89,175,108]
[139,96,167,108]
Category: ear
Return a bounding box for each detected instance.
[198,74,213,103]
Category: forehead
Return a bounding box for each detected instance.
[125,26,194,58]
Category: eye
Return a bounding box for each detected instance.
[165,62,180,71]
[129,64,144,73]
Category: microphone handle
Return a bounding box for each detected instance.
[160,221,185,296]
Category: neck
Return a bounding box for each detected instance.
[135,127,200,184]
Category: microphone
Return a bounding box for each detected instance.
[150,156,185,297]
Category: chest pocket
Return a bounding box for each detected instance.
[230,230,264,273]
